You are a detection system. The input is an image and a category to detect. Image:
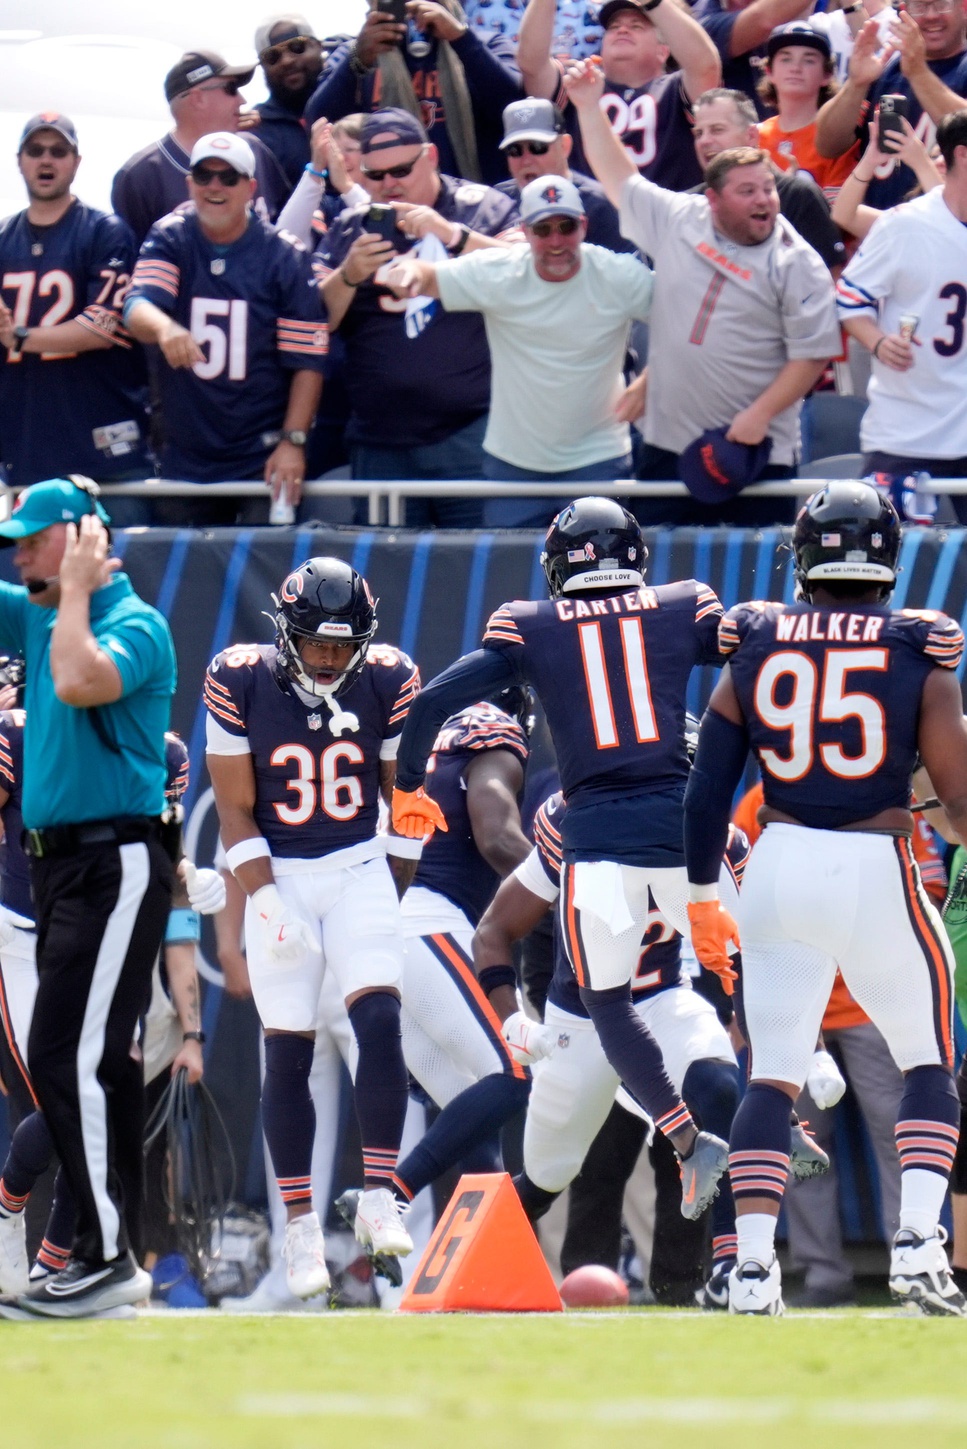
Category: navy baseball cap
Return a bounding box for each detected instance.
[678,428,772,505]
[766,22,831,62]
[360,109,428,154]
[0,478,110,545]
[19,113,78,152]
[598,0,659,28]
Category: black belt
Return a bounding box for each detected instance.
[25,816,159,859]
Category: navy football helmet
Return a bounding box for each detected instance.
[491,684,537,738]
[163,731,190,826]
[793,482,900,602]
[541,496,647,598]
[273,557,378,698]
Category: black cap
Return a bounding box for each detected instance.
[598,0,658,29]
[766,22,832,62]
[164,50,256,103]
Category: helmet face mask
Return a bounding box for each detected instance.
[793,482,900,603]
[540,496,647,598]
[274,557,378,699]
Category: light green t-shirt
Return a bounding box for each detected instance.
[436,242,653,473]
[942,844,967,1027]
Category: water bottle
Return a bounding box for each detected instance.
[269,486,295,526]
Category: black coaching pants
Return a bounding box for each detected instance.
[27,836,172,1265]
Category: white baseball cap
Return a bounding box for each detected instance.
[189,132,256,178]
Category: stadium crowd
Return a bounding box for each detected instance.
[0,0,966,1323]
[1,0,966,525]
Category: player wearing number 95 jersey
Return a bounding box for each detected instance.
[394,496,733,1208]
[684,481,967,1317]
[205,557,420,1299]
[124,132,328,524]
[0,113,150,489]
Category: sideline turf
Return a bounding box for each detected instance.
[3,1310,967,1449]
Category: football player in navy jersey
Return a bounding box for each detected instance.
[393,496,733,1214]
[338,693,537,1276]
[0,115,150,489]
[124,133,328,527]
[205,557,419,1301]
[517,0,721,192]
[685,481,967,1316]
[474,787,745,1304]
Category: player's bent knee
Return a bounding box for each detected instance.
[347,988,402,1046]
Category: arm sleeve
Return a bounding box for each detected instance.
[449,29,523,109]
[618,173,678,256]
[783,247,843,358]
[695,584,727,665]
[277,171,325,246]
[395,648,519,792]
[304,49,366,128]
[514,847,560,902]
[125,224,180,316]
[698,5,740,61]
[77,215,139,345]
[96,611,172,696]
[275,244,330,373]
[0,585,29,655]
[683,707,750,886]
[435,251,508,313]
[614,253,654,322]
[836,212,895,325]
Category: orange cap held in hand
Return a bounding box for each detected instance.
[686,900,740,995]
[391,786,448,840]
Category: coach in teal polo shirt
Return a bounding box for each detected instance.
[0,476,177,1319]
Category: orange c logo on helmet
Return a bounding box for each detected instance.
[361,576,375,607]
[280,572,304,603]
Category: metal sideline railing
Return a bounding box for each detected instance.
[3,477,967,528]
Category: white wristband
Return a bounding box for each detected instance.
[385,834,424,860]
[226,837,272,873]
[687,882,720,904]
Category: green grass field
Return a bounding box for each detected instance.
[5,1308,967,1449]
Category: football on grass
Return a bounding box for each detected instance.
[559,1265,629,1308]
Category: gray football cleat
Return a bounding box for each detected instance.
[678,1131,730,1220]
[788,1121,830,1182]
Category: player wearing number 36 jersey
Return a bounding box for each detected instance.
[394,496,733,1210]
[206,557,419,1301]
[684,482,967,1317]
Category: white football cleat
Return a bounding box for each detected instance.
[354,1188,413,1258]
[0,1207,29,1297]
[889,1227,967,1316]
[281,1212,331,1300]
[728,1257,784,1316]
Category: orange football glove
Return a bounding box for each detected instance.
[686,900,740,995]
[391,786,449,840]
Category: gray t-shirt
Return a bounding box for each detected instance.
[619,175,841,464]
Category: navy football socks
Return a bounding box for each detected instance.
[348,991,409,1193]
[395,1073,531,1200]
[262,1033,316,1210]
[579,983,694,1135]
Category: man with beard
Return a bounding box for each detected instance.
[252,15,328,192]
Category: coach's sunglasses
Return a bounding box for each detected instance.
[529,217,580,237]
[190,164,244,186]
[505,141,551,158]
[23,141,72,159]
[361,148,427,182]
[261,36,315,65]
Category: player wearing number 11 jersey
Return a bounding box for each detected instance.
[684,482,967,1316]
[206,558,419,1299]
[394,497,732,1210]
